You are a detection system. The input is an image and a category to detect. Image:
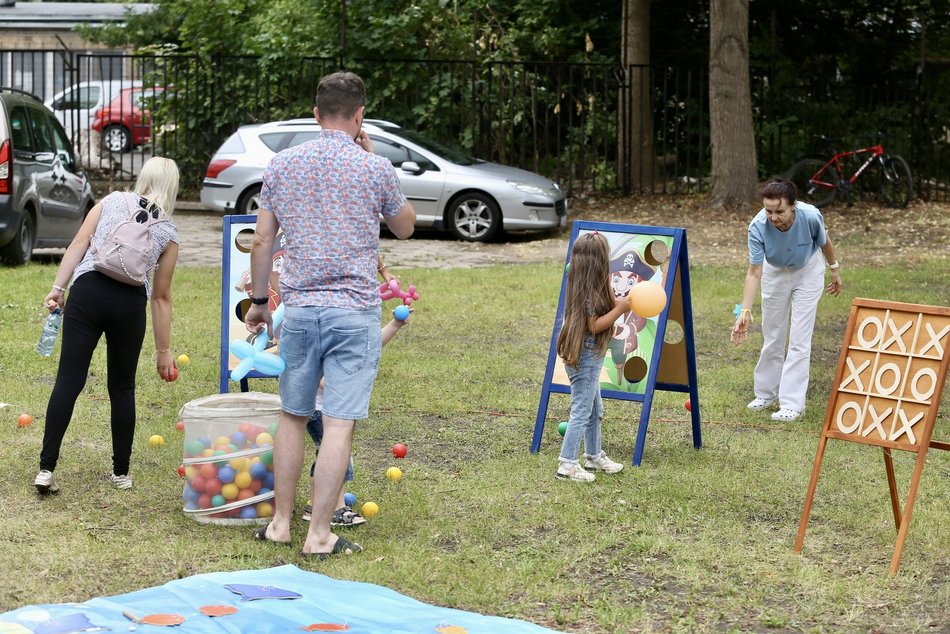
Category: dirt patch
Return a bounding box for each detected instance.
[167,195,949,269]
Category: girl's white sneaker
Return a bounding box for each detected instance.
[583,451,625,474]
[556,460,596,482]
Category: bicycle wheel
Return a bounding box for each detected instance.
[785,159,837,208]
[880,155,913,208]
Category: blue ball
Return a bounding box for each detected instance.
[393,305,410,321]
[263,472,275,489]
[198,436,213,449]
[217,465,236,484]
[258,487,272,497]
[239,506,258,519]
[230,431,247,448]
[249,462,268,480]
[344,492,357,506]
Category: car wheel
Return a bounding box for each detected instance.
[0,211,35,265]
[447,192,501,242]
[238,184,262,215]
[102,125,131,153]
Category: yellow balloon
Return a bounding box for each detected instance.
[386,466,403,482]
[362,501,380,518]
[629,280,667,318]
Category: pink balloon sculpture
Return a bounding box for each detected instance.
[379,279,420,306]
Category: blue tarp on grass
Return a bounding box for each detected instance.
[0,564,562,633]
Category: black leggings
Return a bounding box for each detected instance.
[40,272,147,476]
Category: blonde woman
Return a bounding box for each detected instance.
[35,157,180,493]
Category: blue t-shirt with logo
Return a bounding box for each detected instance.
[748,201,826,269]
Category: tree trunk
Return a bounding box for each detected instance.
[708,0,758,209]
[619,0,654,193]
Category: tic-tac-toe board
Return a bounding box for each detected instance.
[827,300,949,450]
[796,298,949,575]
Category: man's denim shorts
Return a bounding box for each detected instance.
[278,305,382,420]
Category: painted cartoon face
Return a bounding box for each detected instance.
[611,270,640,299]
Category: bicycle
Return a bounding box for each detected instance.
[784,137,913,209]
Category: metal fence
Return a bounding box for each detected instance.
[2,49,947,202]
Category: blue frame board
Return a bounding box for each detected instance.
[219,215,284,393]
[530,220,702,466]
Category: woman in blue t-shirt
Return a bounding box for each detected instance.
[731,178,842,422]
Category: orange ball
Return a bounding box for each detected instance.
[17,413,33,427]
[628,281,667,318]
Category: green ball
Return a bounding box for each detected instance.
[268,422,279,437]
[564,261,571,275]
[557,421,568,436]
[260,450,274,465]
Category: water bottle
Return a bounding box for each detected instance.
[36,308,62,357]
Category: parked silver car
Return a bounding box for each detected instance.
[1,88,95,264]
[200,119,567,241]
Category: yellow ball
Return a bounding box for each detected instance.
[148,434,164,447]
[221,483,239,500]
[628,280,667,318]
[256,432,274,446]
[177,354,190,365]
[257,502,273,517]
[229,457,249,471]
[234,471,252,489]
[385,466,403,482]
[361,501,379,518]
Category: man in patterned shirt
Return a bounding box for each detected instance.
[245,71,415,557]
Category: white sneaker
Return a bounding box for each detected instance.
[108,473,133,490]
[583,451,625,474]
[771,408,803,422]
[34,470,60,494]
[747,397,777,411]
[556,460,596,482]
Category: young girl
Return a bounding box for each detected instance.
[556,232,627,482]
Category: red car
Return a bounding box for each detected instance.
[91,86,165,153]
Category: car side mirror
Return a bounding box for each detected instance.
[51,98,64,110]
[401,161,424,175]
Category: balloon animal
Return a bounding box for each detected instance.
[230,303,286,382]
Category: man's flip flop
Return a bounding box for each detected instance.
[253,522,291,546]
[302,535,362,560]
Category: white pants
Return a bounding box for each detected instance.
[754,250,825,412]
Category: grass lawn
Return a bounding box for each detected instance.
[1,253,948,633]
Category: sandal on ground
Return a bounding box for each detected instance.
[301,535,362,560]
[252,522,291,546]
[331,506,366,527]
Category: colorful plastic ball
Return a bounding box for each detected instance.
[184,465,198,480]
[217,466,236,484]
[148,434,165,447]
[361,501,379,518]
[557,421,568,436]
[177,354,190,365]
[268,422,279,437]
[392,443,408,459]
[250,479,263,494]
[385,467,403,482]
[221,483,239,501]
[211,494,226,507]
[182,484,198,503]
[177,465,186,478]
[684,398,692,412]
[249,462,268,479]
[204,478,223,497]
[256,432,274,447]
[260,451,274,466]
[263,472,275,489]
[564,261,571,275]
[198,494,212,509]
[162,366,179,382]
[257,502,274,517]
[628,280,667,318]
[258,488,272,498]
[213,449,228,467]
[189,475,207,493]
[17,413,33,427]
[229,432,247,449]
[234,471,252,489]
[214,436,231,448]
[393,305,410,321]
[199,463,218,479]
[229,456,249,472]
[175,420,185,432]
[239,506,258,519]
[237,488,255,501]
[185,439,205,456]
[344,492,357,506]
[198,436,213,449]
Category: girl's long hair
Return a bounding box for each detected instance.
[557,232,614,368]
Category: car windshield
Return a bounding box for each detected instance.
[386,128,477,166]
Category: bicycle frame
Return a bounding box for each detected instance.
[810,144,885,190]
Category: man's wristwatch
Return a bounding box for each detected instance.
[249,296,269,305]
[828,261,841,270]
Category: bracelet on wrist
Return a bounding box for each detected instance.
[156,348,170,353]
[249,296,269,305]
[828,261,840,270]
[52,284,67,293]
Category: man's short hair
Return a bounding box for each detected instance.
[315,71,365,120]
[760,178,797,205]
